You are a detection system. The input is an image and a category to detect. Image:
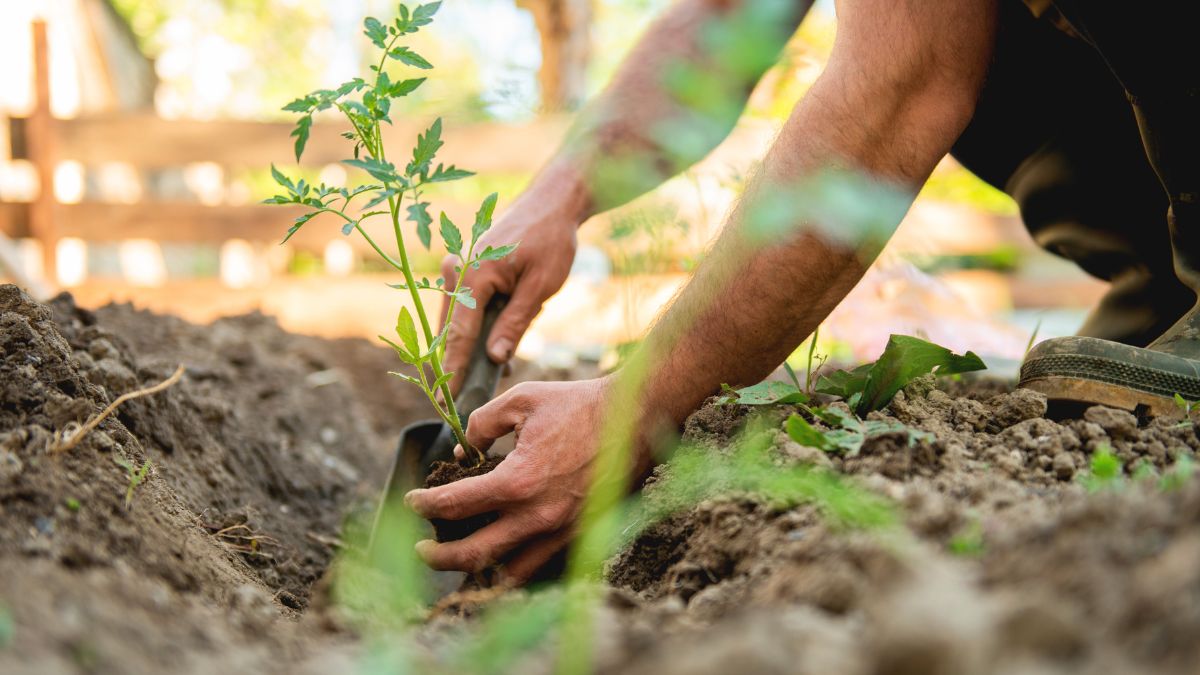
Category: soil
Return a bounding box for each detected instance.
[591,383,1200,675]
[4,281,1200,674]
[425,456,504,542]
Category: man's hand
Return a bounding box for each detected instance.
[439,179,583,393]
[405,378,635,584]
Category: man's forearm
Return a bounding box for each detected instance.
[524,0,811,225]
[627,0,999,436]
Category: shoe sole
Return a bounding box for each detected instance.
[1019,336,1200,417]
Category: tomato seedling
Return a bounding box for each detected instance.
[266,2,515,464]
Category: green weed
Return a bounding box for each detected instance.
[113,456,152,509]
[816,334,986,415]
[947,519,985,557]
[266,1,516,464]
[785,408,931,457]
[1159,454,1196,492]
[65,497,81,512]
[1079,446,1123,493]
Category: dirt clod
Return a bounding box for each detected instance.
[424,456,504,542]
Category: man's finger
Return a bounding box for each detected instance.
[464,385,530,450]
[405,463,518,521]
[486,284,544,364]
[501,530,570,586]
[414,513,545,572]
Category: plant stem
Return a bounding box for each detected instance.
[384,195,476,462]
[805,325,820,393]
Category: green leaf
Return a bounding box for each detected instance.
[814,364,871,400]
[431,371,454,391]
[473,193,499,240]
[439,212,463,256]
[364,17,388,48]
[855,335,986,415]
[361,187,399,210]
[283,95,316,113]
[729,380,808,406]
[341,220,356,236]
[407,202,432,248]
[476,243,518,262]
[343,157,399,183]
[388,371,421,387]
[390,77,426,97]
[409,118,443,175]
[291,115,313,162]
[428,164,474,184]
[786,414,831,450]
[337,78,367,96]
[389,47,433,69]
[395,306,420,357]
[270,164,296,193]
[449,287,476,310]
[412,2,441,26]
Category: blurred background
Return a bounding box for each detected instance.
[0,0,1107,373]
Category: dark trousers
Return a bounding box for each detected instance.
[950,0,1199,347]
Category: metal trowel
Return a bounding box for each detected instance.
[368,294,508,555]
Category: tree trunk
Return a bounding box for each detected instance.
[517,0,591,112]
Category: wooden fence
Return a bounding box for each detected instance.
[0,21,568,282]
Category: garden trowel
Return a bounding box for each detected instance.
[368,294,508,555]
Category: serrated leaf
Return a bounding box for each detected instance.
[364,17,388,48]
[449,287,476,310]
[409,118,443,175]
[361,187,398,210]
[389,47,433,69]
[473,192,499,240]
[412,2,441,25]
[343,157,399,183]
[388,371,421,386]
[407,202,432,248]
[390,77,426,97]
[431,371,454,391]
[282,210,320,244]
[439,212,463,256]
[270,164,295,193]
[476,243,518,262]
[427,164,474,184]
[283,95,316,113]
[381,336,419,365]
[337,78,367,96]
[291,115,312,162]
[395,306,420,357]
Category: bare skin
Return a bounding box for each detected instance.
[439,0,810,381]
[408,0,999,582]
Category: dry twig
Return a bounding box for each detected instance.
[50,365,185,454]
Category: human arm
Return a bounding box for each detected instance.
[411,0,1000,581]
[441,0,811,384]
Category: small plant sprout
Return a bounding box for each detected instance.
[266,2,516,465]
[1079,445,1123,493]
[113,456,152,509]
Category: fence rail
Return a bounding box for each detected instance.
[0,21,568,284]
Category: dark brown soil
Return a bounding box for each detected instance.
[0,284,587,674]
[589,379,1200,675]
[424,456,504,542]
[6,279,1200,675]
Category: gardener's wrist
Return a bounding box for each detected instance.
[522,157,595,228]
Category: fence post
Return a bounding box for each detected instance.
[29,20,58,283]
